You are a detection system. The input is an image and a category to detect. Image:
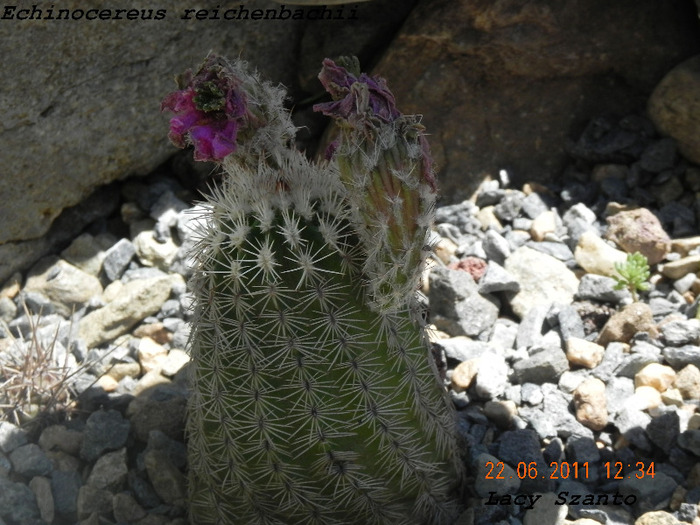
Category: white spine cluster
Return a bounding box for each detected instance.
[181,57,464,525]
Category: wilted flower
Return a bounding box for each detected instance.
[314,57,401,126]
[161,56,249,162]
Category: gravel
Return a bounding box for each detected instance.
[1,113,700,525]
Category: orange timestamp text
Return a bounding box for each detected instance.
[484,460,655,481]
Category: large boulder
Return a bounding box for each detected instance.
[0,0,415,284]
[373,0,700,202]
[0,0,302,246]
[648,54,700,165]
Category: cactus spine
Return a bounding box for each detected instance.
[163,55,463,524]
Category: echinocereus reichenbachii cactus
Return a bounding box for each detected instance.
[163,54,464,525]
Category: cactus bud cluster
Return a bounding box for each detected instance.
[163,54,464,524]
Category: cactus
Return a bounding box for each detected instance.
[163,55,464,524]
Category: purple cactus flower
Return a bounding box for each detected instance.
[313,58,401,125]
[314,58,436,192]
[161,57,249,162]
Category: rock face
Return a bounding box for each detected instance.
[0,0,420,285]
[0,0,306,245]
[374,0,700,201]
[0,0,295,243]
[648,54,700,165]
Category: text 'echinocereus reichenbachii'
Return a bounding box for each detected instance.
[162,54,465,525]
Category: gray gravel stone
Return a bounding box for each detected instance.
[639,138,677,173]
[127,471,162,510]
[565,435,601,483]
[540,383,594,440]
[429,267,499,337]
[647,410,681,453]
[144,448,186,507]
[51,470,82,519]
[0,421,28,454]
[80,409,130,462]
[8,444,52,478]
[562,203,599,247]
[483,229,511,265]
[86,448,128,492]
[678,503,698,522]
[649,296,682,317]
[0,476,43,525]
[557,305,585,341]
[475,181,504,207]
[593,342,628,382]
[616,341,662,378]
[516,304,549,349]
[126,384,187,443]
[102,238,136,281]
[577,273,630,303]
[520,383,543,405]
[473,453,521,498]
[478,261,520,294]
[620,471,677,513]
[512,217,533,231]
[661,318,700,346]
[436,338,492,362]
[489,319,518,351]
[475,353,509,399]
[38,424,82,456]
[28,476,54,524]
[525,240,574,262]
[677,429,700,456]
[511,346,570,384]
[505,229,532,251]
[112,491,148,523]
[434,201,479,232]
[498,429,552,492]
[517,407,557,440]
[158,298,181,319]
[663,345,700,369]
[146,431,187,470]
[494,191,525,222]
[521,192,550,220]
[76,484,113,521]
[605,376,635,416]
[18,290,55,316]
[171,320,192,347]
[558,370,587,393]
[614,406,652,450]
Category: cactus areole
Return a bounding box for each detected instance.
[163,55,464,524]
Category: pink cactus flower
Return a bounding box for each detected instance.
[161,57,248,162]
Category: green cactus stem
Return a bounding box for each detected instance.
[163,55,464,525]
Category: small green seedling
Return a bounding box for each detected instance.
[613,252,651,302]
